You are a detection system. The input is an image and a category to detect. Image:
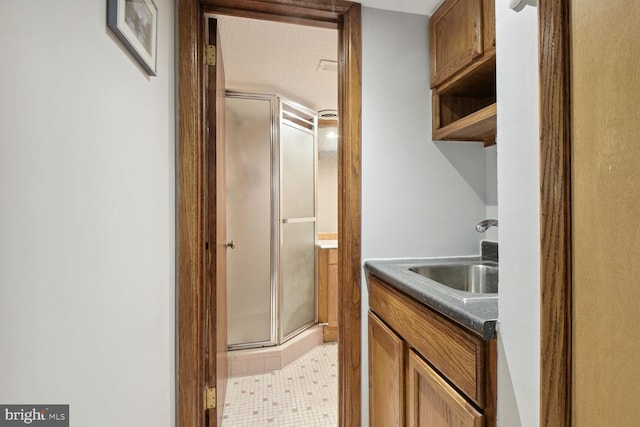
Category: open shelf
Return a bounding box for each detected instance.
[431,55,496,145]
[432,103,496,146]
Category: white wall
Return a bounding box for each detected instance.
[0,1,175,426]
[317,149,338,234]
[495,2,540,426]
[360,0,435,16]
[485,144,499,242]
[361,7,493,423]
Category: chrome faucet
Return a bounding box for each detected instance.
[476,219,498,233]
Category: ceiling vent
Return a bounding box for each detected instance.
[318,109,338,120]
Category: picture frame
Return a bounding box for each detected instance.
[107,0,158,76]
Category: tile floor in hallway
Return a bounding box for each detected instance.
[221,343,338,427]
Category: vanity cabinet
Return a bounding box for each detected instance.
[367,274,496,426]
[430,0,496,145]
[369,311,405,427]
[317,246,338,341]
[407,350,483,426]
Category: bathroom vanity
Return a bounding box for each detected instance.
[365,253,498,426]
[317,239,339,342]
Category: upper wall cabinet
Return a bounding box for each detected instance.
[430,0,496,145]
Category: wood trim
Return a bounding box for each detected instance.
[337,4,362,427]
[201,0,344,28]
[176,1,362,427]
[200,0,351,14]
[206,17,229,427]
[177,0,206,425]
[539,0,572,425]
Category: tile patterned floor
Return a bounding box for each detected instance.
[222,343,338,427]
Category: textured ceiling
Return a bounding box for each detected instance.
[214,1,440,114]
[216,15,338,113]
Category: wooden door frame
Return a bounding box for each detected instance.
[176,1,362,426]
[539,0,572,425]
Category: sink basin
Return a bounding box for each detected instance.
[409,261,498,294]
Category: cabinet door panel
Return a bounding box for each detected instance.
[407,350,483,427]
[482,0,496,54]
[317,248,329,323]
[327,263,338,327]
[368,311,405,427]
[430,0,483,87]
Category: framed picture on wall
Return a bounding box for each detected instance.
[107,0,158,76]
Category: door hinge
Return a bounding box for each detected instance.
[206,45,216,66]
[205,386,216,410]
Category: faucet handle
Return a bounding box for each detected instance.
[476,219,498,233]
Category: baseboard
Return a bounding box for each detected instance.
[323,325,338,342]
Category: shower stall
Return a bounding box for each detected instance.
[225,91,318,350]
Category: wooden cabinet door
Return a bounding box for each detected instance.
[317,248,329,323]
[482,0,496,55]
[368,311,405,427]
[327,249,338,328]
[429,0,483,87]
[407,350,483,427]
[318,247,339,341]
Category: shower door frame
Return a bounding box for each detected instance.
[278,98,319,343]
[225,92,319,350]
[224,91,280,350]
[176,1,362,426]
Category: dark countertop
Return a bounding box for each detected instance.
[364,256,498,340]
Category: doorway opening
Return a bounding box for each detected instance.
[216,16,339,425]
[176,1,361,427]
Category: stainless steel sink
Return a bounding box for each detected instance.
[409,261,498,294]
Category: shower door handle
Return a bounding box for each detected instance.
[282,217,316,224]
[224,240,235,249]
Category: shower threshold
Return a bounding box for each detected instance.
[227,325,323,377]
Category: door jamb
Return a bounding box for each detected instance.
[539,0,572,425]
[176,1,362,426]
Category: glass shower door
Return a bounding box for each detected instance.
[225,93,317,349]
[225,94,277,348]
[279,101,317,340]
